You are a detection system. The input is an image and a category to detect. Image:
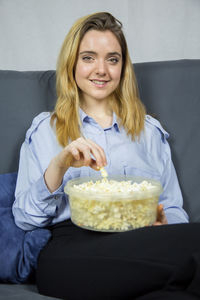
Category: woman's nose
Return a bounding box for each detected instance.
[95,60,107,76]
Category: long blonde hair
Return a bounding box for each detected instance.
[51,12,146,147]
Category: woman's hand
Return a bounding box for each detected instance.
[153,204,168,226]
[44,137,107,193]
[54,137,107,170]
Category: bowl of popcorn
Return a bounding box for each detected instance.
[64,169,163,232]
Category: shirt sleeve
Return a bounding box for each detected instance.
[12,113,71,231]
[145,115,189,224]
[159,140,189,224]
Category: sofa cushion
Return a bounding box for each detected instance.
[0,173,51,283]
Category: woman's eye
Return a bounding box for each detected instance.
[108,57,119,64]
[82,56,93,62]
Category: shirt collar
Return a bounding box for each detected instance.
[79,107,120,132]
[112,112,120,132]
[79,107,89,123]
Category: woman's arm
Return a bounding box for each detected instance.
[159,149,189,224]
[13,115,107,230]
[44,137,107,193]
[12,139,69,231]
[145,115,189,224]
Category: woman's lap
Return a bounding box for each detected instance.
[36,221,200,300]
[136,290,200,300]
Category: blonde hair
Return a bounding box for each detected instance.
[51,12,146,147]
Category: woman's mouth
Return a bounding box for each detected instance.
[90,79,109,87]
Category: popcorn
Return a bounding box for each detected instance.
[100,167,108,178]
[73,178,155,194]
[97,166,108,178]
[65,177,162,232]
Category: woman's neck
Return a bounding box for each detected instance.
[80,98,112,119]
[80,99,113,128]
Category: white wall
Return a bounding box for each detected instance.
[0,0,200,71]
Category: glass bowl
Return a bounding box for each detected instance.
[64,175,163,232]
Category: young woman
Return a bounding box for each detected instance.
[13,12,199,300]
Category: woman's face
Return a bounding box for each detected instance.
[75,30,122,104]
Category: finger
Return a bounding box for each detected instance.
[76,138,106,168]
[153,221,162,226]
[161,212,168,224]
[79,137,106,164]
[61,146,79,168]
[86,139,107,166]
[69,145,80,160]
[65,144,80,161]
[157,204,163,221]
[67,141,91,166]
[156,204,168,224]
[89,145,105,168]
[159,205,167,224]
[75,143,93,166]
[89,158,100,171]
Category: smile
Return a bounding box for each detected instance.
[90,79,109,87]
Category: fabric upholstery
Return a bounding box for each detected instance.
[0,70,56,174]
[0,173,51,283]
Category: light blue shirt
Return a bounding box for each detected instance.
[13,109,189,230]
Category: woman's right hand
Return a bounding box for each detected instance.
[44,137,107,193]
[54,137,107,171]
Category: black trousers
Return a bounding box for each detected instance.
[36,220,200,300]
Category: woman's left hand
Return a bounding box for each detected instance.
[153,204,168,226]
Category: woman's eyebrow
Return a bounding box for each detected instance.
[107,52,121,57]
[79,51,121,57]
[79,51,96,55]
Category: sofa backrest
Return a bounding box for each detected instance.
[0,70,56,173]
[0,60,200,222]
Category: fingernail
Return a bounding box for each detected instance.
[99,162,104,168]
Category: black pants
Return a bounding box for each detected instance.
[36,220,200,300]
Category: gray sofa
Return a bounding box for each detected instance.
[0,59,200,299]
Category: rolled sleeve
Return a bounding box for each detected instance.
[28,175,64,216]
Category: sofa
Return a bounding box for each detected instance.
[0,59,200,299]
